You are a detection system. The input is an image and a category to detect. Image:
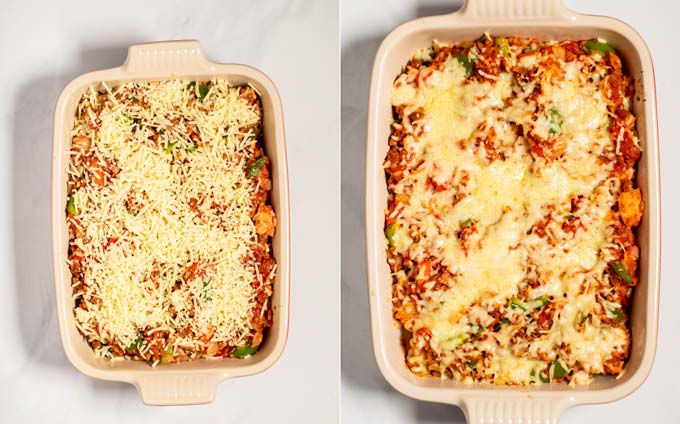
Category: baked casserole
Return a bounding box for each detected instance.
[384,35,643,385]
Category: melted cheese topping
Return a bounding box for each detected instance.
[387,40,635,385]
[68,80,272,359]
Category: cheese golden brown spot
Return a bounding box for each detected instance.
[67,79,275,364]
[618,188,644,227]
[386,37,642,385]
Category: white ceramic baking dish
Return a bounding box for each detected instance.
[365,1,660,422]
[52,40,290,406]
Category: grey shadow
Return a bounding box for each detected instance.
[340,30,385,391]
[341,1,464,422]
[416,0,464,17]
[11,43,139,403]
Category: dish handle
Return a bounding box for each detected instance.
[460,0,570,20]
[134,374,222,406]
[122,40,212,73]
[463,397,562,423]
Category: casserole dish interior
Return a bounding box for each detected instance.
[366,1,660,422]
[52,41,290,406]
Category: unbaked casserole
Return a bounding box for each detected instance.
[66,79,276,365]
[53,41,290,405]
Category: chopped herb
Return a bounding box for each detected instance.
[440,300,445,306]
[454,52,473,75]
[547,108,563,135]
[200,279,213,302]
[608,308,624,321]
[530,369,536,377]
[493,318,509,332]
[132,117,143,131]
[198,84,209,101]
[385,223,397,247]
[465,359,479,369]
[539,372,550,383]
[122,112,134,123]
[234,344,258,358]
[131,96,139,103]
[186,81,196,90]
[611,261,634,283]
[470,324,484,337]
[495,37,510,57]
[551,360,568,379]
[165,140,177,153]
[66,196,78,216]
[565,214,574,220]
[247,157,267,178]
[160,345,174,364]
[422,47,435,63]
[510,297,528,312]
[528,295,550,310]
[187,143,198,152]
[602,299,624,321]
[127,335,143,352]
[575,311,588,325]
[444,333,469,349]
[460,218,474,228]
[584,40,615,56]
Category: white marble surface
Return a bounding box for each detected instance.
[342,0,678,422]
[0,0,339,422]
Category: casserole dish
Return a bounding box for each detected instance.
[52,40,290,406]
[365,1,660,422]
